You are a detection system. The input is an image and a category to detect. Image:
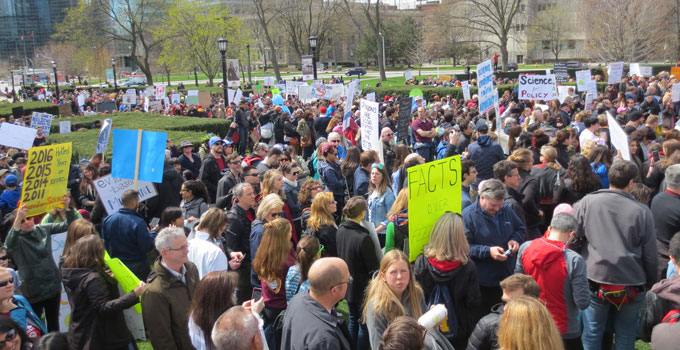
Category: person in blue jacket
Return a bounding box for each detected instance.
[462,178,525,316]
[317,144,346,224]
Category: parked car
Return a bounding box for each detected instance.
[506,62,519,71]
[345,67,366,76]
[119,77,148,86]
[566,61,588,69]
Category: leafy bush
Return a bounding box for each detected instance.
[46,112,230,163]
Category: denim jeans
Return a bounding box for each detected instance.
[581,289,643,350]
[238,127,248,155]
[415,145,432,163]
[347,301,370,350]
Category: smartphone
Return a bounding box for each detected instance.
[503,249,513,257]
[653,150,660,162]
[252,287,262,301]
[150,217,160,228]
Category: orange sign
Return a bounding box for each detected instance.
[671,67,680,79]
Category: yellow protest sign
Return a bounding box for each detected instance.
[20,143,72,216]
[104,252,142,313]
[407,155,462,262]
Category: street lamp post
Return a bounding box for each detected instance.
[246,44,252,84]
[111,59,117,90]
[51,61,59,102]
[218,38,229,106]
[378,32,386,70]
[309,36,317,80]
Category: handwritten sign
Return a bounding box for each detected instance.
[553,62,568,83]
[607,62,624,85]
[518,74,555,101]
[407,155,462,261]
[607,112,630,161]
[575,70,592,91]
[0,123,37,150]
[462,81,471,101]
[672,84,680,103]
[31,112,53,135]
[59,121,71,134]
[477,60,494,114]
[360,99,383,164]
[20,143,72,216]
[94,175,157,215]
[397,97,412,144]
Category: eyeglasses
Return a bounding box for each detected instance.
[371,163,384,170]
[330,276,353,290]
[280,158,290,162]
[291,171,299,176]
[245,173,259,177]
[271,212,283,218]
[0,277,14,288]
[0,256,7,261]
[229,161,241,165]
[167,244,189,251]
[0,329,17,347]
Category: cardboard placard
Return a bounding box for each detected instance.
[58,104,72,117]
[20,143,73,216]
[97,101,117,113]
[94,175,158,215]
[198,91,211,107]
[0,122,37,150]
[397,97,412,144]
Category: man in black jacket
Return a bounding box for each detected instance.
[215,153,243,209]
[199,136,226,203]
[493,161,526,226]
[226,183,256,304]
[235,100,250,155]
[650,164,680,278]
[467,274,540,350]
[281,257,354,350]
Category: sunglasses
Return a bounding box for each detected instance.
[271,212,283,218]
[0,256,7,261]
[0,329,16,347]
[280,158,290,162]
[371,163,384,170]
[291,171,299,176]
[245,173,259,177]
[0,277,13,288]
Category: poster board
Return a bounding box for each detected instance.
[59,121,71,134]
[198,91,211,107]
[397,97,412,144]
[31,112,53,135]
[58,104,72,117]
[94,175,158,215]
[360,99,383,164]
[97,101,117,113]
[518,74,555,101]
[20,143,72,216]
[302,55,314,80]
[0,122,37,150]
[553,62,568,83]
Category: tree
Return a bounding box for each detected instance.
[580,0,669,62]
[55,0,170,84]
[153,0,249,87]
[252,0,284,82]
[277,0,341,63]
[452,0,523,70]
[341,0,387,81]
[528,5,574,62]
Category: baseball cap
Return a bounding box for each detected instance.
[475,119,489,133]
[209,136,224,147]
[319,106,327,114]
[223,139,234,146]
[4,174,17,187]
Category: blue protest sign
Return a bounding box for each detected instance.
[112,129,167,183]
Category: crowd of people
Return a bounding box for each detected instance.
[0,65,680,350]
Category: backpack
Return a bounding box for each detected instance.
[260,122,274,139]
[662,309,680,323]
[427,283,459,340]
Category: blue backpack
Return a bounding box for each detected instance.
[427,283,459,340]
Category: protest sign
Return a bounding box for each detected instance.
[156,85,166,98]
[59,121,71,134]
[672,84,680,102]
[607,112,630,161]
[126,88,136,96]
[171,93,181,104]
[671,67,680,78]
[95,175,157,215]
[144,87,155,97]
[584,80,597,94]
[518,74,555,101]
[575,70,591,91]
[187,90,199,96]
[227,59,240,87]
[640,66,652,77]
[0,122,37,150]
[31,112,53,135]
[607,62,624,85]
[271,88,280,95]
[49,232,71,331]
[77,94,85,107]
[477,59,494,114]
[585,93,595,111]
[263,77,275,87]
[397,97,412,144]
[286,81,305,96]
[143,97,149,112]
[461,81,471,101]
[360,99,383,164]
[553,62,568,83]
[407,155,462,262]
[96,119,113,154]
[198,91,211,107]
[298,86,314,101]
[254,84,265,95]
[343,80,360,131]
[58,104,72,117]
[149,100,162,111]
[234,89,243,104]
[366,92,376,102]
[97,101,116,113]
[404,70,413,80]
[275,83,286,91]
[104,252,143,313]
[112,129,167,183]
[630,63,641,76]
[439,75,452,82]
[21,143,72,216]
[557,86,572,103]
[122,95,136,105]
[302,55,314,80]
[186,95,199,105]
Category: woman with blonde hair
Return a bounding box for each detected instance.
[259,169,297,244]
[250,194,285,287]
[497,296,564,350]
[531,145,566,228]
[414,212,480,349]
[384,188,409,254]
[363,250,425,349]
[252,218,296,350]
[508,148,542,239]
[305,192,338,256]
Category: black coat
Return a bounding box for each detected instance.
[62,268,139,350]
[466,303,503,350]
[199,153,224,203]
[226,204,255,260]
[148,165,184,219]
[336,220,380,304]
[553,178,599,205]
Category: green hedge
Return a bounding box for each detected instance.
[0,102,60,118]
[46,112,230,163]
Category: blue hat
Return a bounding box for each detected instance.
[4,174,17,187]
[223,139,234,146]
[209,136,224,147]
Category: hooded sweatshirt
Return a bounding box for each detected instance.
[515,238,589,338]
[639,274,680,341]
[467,135,505,181]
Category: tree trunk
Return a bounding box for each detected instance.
[500,37,509,72]
[166,69,171,86]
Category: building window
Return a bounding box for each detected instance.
[542,40,550,50]
[568,40,576,49]
[520,4,526,12]
[537,4,545,11]
[517,55,523,64]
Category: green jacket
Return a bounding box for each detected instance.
[5,209,78,303]
[141,258,199,350]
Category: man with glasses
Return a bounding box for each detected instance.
[216,153,243,210]
[227,183,257,303]
[242,166,261,196]
[463,179,525,315]
[199,136,227,203]
[281,257,353,350]
[381,127,396,173]
[327,132,346,160]
[493,160,526,225]
[141,227,199,350]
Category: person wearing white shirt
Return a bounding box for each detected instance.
[188,208,243,279]
[579,115,601,149]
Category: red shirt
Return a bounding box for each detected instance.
[215,157,225,172]
[412,118,433,143]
